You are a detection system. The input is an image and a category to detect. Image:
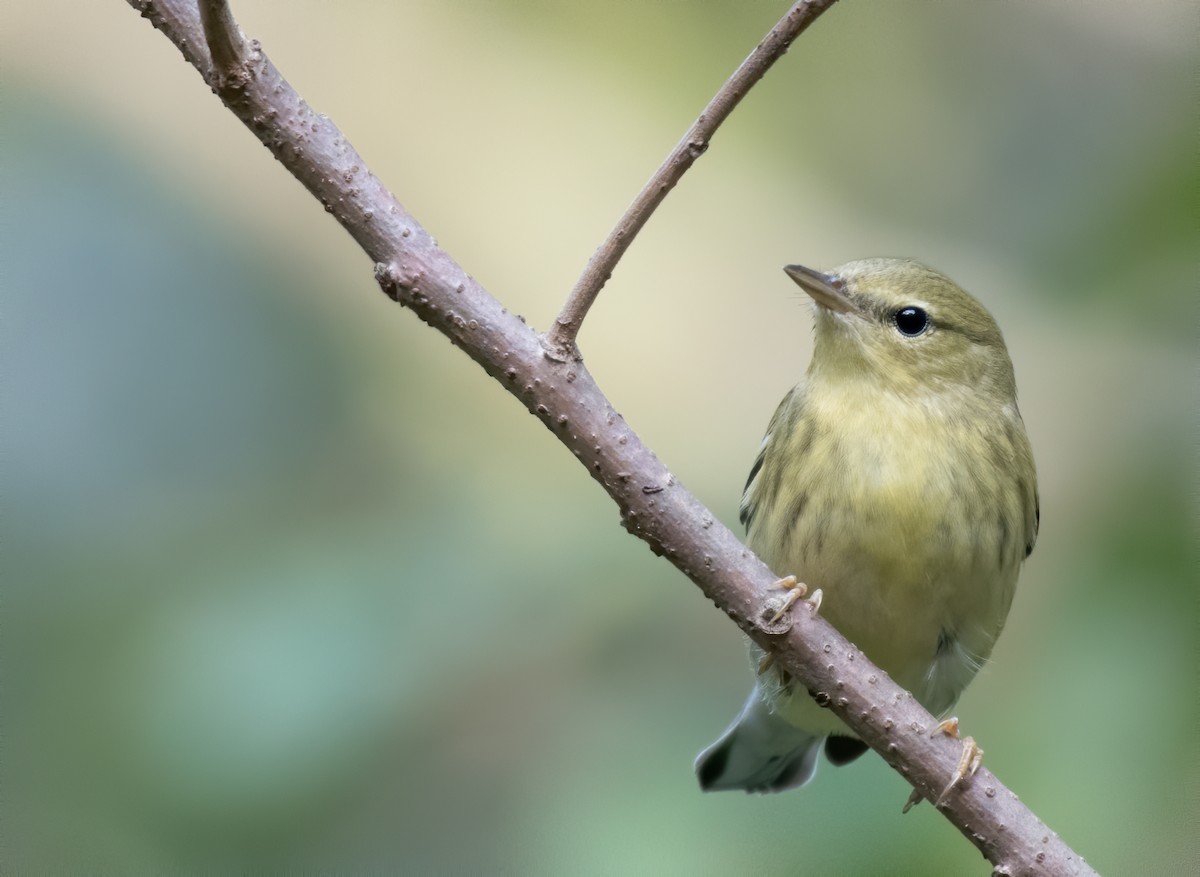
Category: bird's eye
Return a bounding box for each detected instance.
[894,306,929,337]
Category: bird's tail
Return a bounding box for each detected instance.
[694,687,824,793]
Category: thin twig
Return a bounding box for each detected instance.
[197,0,245,82]
[544,0,841,360]
[122,3,1097,874]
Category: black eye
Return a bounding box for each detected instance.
[894,306,929,336]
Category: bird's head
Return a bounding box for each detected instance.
[785,258,1017,403]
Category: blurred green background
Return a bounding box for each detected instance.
[3,1,1195,874]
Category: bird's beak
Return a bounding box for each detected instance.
[784,264,859,315]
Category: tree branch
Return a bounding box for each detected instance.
[545,0,840,360]
[123,2,1096,874]
[197,0,244,81]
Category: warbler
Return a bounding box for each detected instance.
[696,258,1038,794]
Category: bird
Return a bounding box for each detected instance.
[695,257,1038,796]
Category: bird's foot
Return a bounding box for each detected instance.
[766,576,822,624]
[934,717,983,806]
[766,575,805,623]
[901,717,983,813]
[757,578,820,684]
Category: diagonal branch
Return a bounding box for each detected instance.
[123,2,1096,875]
[545,0,841,360]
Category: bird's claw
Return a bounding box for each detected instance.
[766,577,821,624]
[758,578,820,685]
[900,717,984,813]
[807,588,823,614]
[936,732,983,807]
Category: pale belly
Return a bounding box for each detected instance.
[746,433,1020,736]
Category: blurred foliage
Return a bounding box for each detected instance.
[2,1,1195,875]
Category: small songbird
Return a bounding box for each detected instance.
[695,258,1038,794]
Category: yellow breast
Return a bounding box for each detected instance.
[746,380,1023,726]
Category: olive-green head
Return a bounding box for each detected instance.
[784,258,1017,402]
